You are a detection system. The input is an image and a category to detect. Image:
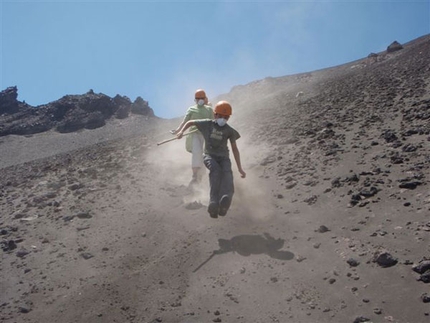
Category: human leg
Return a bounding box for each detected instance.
[218,157,234,216]
[219,157,234,199]
[190,133,205,184]
[204,154,222,217]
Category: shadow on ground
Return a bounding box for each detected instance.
[193,233,294,272]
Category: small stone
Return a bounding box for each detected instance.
[81,252,94,260]
[316,225,330,233]
[373,251,398,268]
[2,240,17,252]
[296,255,306,262]
[76,212,92,219]
[412,260,430,274]
[63,215,75,222]
[16,249,30,258]
[422,293,430,303]
[353,316,370,323]
[18,307,31,314]
[347,258,360,267]
[374,308,382,315]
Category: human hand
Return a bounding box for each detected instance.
[239,168,246,178]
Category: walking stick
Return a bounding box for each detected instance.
[157,129,198,146]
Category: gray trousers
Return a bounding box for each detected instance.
[203,154,234,205]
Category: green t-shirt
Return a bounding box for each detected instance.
[184,104,214,131]
[194,119,241,157]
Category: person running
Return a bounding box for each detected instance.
[171,89,214,184]
[176,100,246,218]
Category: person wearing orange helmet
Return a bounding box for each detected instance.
[171,89,214,184]
[176,100,246,218]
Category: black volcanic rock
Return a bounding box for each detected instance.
[0,88,155,136]
[0,86,19,114]
[0,86,31,115]
[113,95,133,119]
[131,96,154,117]
[373,251,398,268]
[387,40,403,53]
[51,92,116,133]
[56,110,106,133]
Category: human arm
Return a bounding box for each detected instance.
[231,141,246,178]
[171,115,190,134]
[176,120,197,139]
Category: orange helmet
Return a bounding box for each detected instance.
[214,101,232,116]
[195,89,206,99]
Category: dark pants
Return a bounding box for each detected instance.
[203,154,234,205]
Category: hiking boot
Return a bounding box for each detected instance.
[208,202,219,219]
[218,195,231,216]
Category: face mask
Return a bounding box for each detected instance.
[216,118,227,127]
[197,99,205,106]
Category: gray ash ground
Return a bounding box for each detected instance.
[1,35,429,323]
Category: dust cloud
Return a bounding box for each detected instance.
[146,121,274,222]
[232,137,275,223]
[147,129,191,184]
[147,126,211,206]
[146,86,277,222]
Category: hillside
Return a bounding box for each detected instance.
[1,34,429,323]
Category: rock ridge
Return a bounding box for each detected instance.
[0,87,155,136]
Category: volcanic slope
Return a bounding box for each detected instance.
[1,34,430,323]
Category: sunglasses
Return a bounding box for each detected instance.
[195,97,205,100]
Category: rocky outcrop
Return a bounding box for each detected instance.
[387,40,403,53]
[0,86,31,115]
[0,88,155,136]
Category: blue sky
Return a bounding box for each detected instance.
[1,0,429,118]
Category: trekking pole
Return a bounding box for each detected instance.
[157,129,198,146]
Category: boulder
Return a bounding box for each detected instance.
[387,41,403,53]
